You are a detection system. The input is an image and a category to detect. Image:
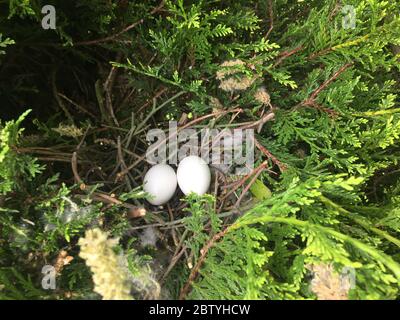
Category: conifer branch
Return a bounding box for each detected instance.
[293,63,353,114]
[273,45,304,67]
[254,138,287,171]
[309,63,353,101]
[233,215,400,281]
[320,196,400,248]
[179,226,231,300]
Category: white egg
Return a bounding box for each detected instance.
[143,164,177,205]
[177,156,211,195]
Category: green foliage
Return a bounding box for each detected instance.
[0,267,46,300]
[0,34,14,55]
[0,110,43,194]
[0,0,400,300]
[8,0,35,19]
[184,175,400,299]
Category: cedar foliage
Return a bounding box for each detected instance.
[0,0,400,300]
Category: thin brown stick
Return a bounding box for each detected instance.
[52,70,74,123]
[234,162,268,207]
[293,63,353,115]
[36,157,72,163]
[160,228,190,283]
[57,93,96,119]
[119,87,167,126]
[167,203,179,246]
[116,88,136,114]
[307,101,339,117]
[308,47,333,60]
[137,87,168,114]
[179,226,231,300]
[71,152,84,187]
[104,55,121,126]
[15,147,71,158]
[254,138,287,171]
[116,136,133,190]
[310,63,353,101]
[273,45,304,67]
[71,126,92,189]
[264,0,274,39]
[238,110,275,131]
[220,161,270,202]
[76,126,91,151]
[160,246,187,283]
[328,0,342,21]
[75,192,144,213]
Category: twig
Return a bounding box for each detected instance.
[254,138,287,171]
[116,88,136,114]
[308,47,333,60]
[238,110,275,131]
[71,152,84,187]
[179,226,231,300]
[308,34,369,60]
[37,157,72,163]
[71,126,91,189]
[220,162,271,202]
[134,91,186,135]
[95,80,109,124]
[264,0,274,39]
[167,203,179,246]
[328,1,342,21]
[160,229,190,283]
[304,101,339,117]
[234,162,268,207]
[160,246,187,283]
[308,63,353,101]
[116,136,133,190]
[104,54,122,126]
[75,192,144,214]
[119,87,168,126]
[293,63,353,115]
[127,209,245,232]
[52,70,74,123]
[77,125,91,151]
[273,45,304,67]
[57,93,96,119]
[15,147,71,158]
[137,87,168,114]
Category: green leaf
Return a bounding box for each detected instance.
[250,179,272,201]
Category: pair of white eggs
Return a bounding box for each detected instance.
[143,156,211,205]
